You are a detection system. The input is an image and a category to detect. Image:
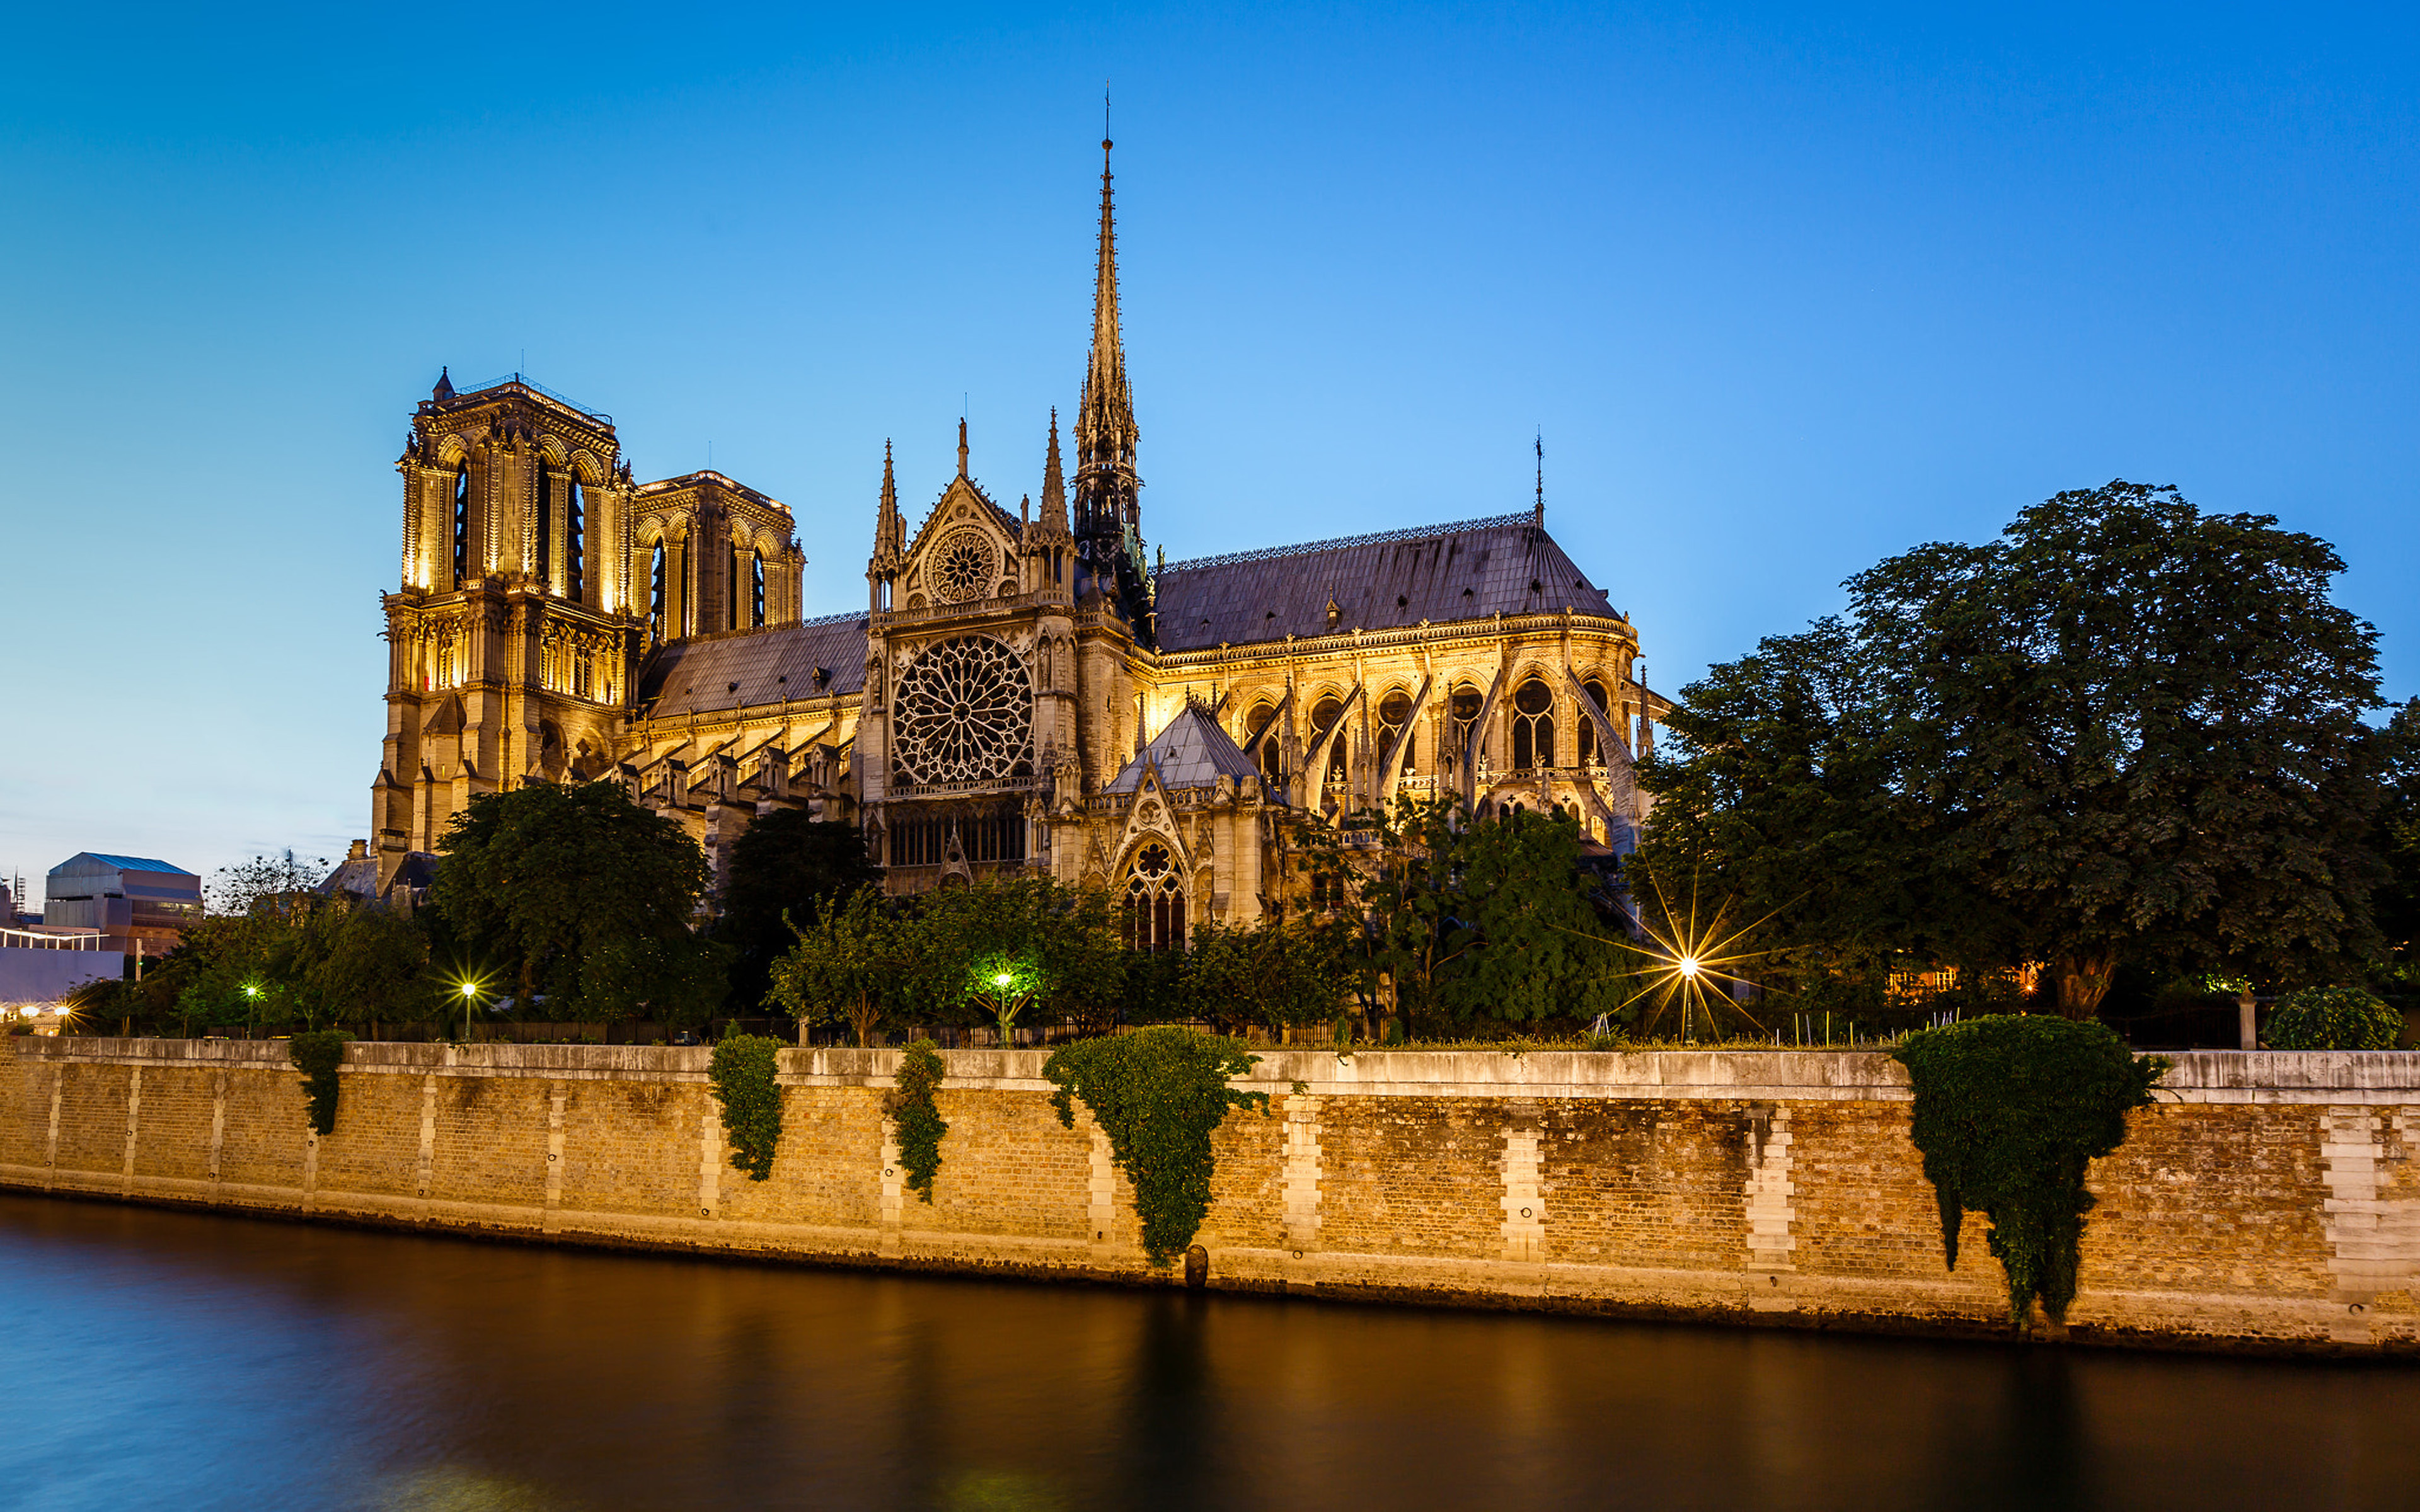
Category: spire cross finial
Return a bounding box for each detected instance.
[958,416,969,478]
[1534,429,1545,529]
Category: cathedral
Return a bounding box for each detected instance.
[373,139,1664,941]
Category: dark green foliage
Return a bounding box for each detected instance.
[905,877,1125,1038]
[1352,795,1623,1036]
[708,1029,785,1181]
[1044,1028,1268,1265]
[2372,699,2420,988]
[1639,483,2390,1019]
[886,1040,948,1203]
[2265,985,2402,1050]
[1893,1016,2167,1329]
[1182,915,1352,1038]
[716,811,879,1012]
[287,1029,354,1135]
[769,886,902,1046]
[434,779,716,1019]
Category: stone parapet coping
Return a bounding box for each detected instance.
[16,1039,2420,1104]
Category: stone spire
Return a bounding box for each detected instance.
[1073,134,1151,638]
[957,416,970,479]
[873,439,904,561]
[1036,407,1071,542]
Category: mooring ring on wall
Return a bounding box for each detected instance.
[1521,1207,1532,1218]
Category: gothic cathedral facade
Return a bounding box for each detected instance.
[374,140,1664,939]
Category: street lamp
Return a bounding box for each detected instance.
[242,983,262,1040]
[459,980,480,1042]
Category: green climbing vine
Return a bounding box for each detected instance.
[1893,1014,2168,1332]
[709,1029,785,1182]
[1043,1026,1269,1266]
[887,1039,948,1203]
[287,1029,354,1136]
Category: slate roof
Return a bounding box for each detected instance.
[635,612,869,720]
[1105,703,1261,793]
[1153,513,1617,653]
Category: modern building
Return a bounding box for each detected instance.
[43,854,202,956]
[372,139,1664,942]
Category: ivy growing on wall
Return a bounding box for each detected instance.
[1044,1026,1268,1266]
[709,1029,785,1181]
[287,1029,354,1136]
[1893,1015,2167,1331]
[887,1039,948,1203]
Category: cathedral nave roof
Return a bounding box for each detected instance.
[1151,514,1618,653]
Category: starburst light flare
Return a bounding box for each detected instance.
[1606,871,1779,1043]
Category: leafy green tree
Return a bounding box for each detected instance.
[715,810,879,1012]
[902,877,1124,1040]
[582,934,731,1038]
[769,886,903,1046]
[2371,699,2420,992]
[1182,915,1352,1041]
[432,779,716,1017]
[1642,482,2389,1018]
[208,850,333,920]
[2263,985,2403,1050]
[1352,794,1622,1036]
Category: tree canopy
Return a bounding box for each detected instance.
[432,779,714,1014]
[1637,481,2390,1016]
[715,809,879,1012]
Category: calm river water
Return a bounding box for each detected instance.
[4,1193,2417,1511]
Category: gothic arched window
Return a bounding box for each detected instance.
[1378,688,1415,777]
[1512,677,1555,770]
[535,463,555,585]
[451,464,471,587]
[1124,841,1187,953]
[566,476,585,603]
[1245,700,1282,785]
[751,551,767,627]
[1578,677,1609,765]
[1311,694,1347,789]
[1449,684,1482,767]
[648,544,667,643]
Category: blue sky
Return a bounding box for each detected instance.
[3,4,2414,898]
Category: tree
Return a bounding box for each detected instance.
[715,810,879,1013]
[901,876,1124,1040]
[209,850,332,920]
[1640,482,2389,1018]
[2371,699,2420,991]
[1352,794,1623,1037]
[1182,915,1352,1041]
[432,779,717,1017]
[768,886,902,1046]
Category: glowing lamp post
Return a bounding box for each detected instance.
[242,983,262,1040]
[459,981,480,1043]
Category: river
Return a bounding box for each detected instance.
[4,1193,2416,1511]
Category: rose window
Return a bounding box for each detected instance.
[892,635,1033,785]
[932,529,998,605]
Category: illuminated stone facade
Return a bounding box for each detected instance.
[372,140,1664,928]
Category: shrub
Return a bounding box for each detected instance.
[708,1029,785,1181]
[1893,1015,2166,1331]
[287,1029,355,1135]
[1042,1027,1267,1265]
[2265,986,2402,1051]
[887,1040,948,1203]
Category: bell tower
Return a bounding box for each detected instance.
[374,371,645,894]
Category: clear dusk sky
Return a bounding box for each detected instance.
[3,4,2414,900]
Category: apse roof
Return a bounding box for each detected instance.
[1105,703,1261,793]
[634,613,869,720]
[1153,513,1616,653]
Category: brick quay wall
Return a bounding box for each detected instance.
[6,1039,2418,1356]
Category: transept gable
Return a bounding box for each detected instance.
[902,476,1022,612]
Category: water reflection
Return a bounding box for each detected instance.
[2,1193,2416,1511]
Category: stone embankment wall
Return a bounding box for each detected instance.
[6,1039,2418,1354]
